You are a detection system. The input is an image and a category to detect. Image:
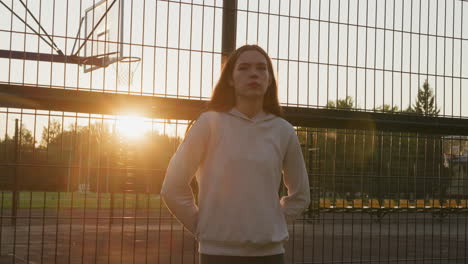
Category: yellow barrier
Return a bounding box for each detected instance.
[416,200,426,208]
[430,200,440,207]
[399,200,409,208]
[316,199,468,209]
[383,200,396,208]
[320,199,331,208]
[460,200,468,207]
[334,199,346,208]
[353,199,363,208]
[448,200,456,207]
[369,199,380,208]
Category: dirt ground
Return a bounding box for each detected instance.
[0,209,466,264]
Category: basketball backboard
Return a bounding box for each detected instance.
[81,0,124,73]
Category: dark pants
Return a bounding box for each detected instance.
[199,253,285,264]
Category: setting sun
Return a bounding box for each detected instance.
[116,114,150,140]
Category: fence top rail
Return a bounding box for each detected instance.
[2,83,468,135]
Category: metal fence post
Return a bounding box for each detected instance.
[12,119,19,225]
[221,0,237,66]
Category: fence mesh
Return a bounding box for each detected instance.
[0,0,467,263]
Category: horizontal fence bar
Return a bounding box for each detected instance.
[0,83,204,120]
[2,83,468,135]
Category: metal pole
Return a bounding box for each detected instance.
[110,124,117,225]
[110,177,114,225]
[12,119,19,225]
[221,0,237,66]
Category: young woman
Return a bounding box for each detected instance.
[161,45,310,264]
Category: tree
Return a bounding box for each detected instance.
[411,80,440,116]
[0,124,36,189]
[375,104,399,112]
[0,123,35,158]
[40,120,62,147]
[326,96,354,109]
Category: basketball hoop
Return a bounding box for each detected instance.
[112,56,141,89]
[119,56,141,63]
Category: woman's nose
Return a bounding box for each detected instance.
[249,69,259,78]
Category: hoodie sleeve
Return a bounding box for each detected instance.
[160,113,210,237]
[280,129,311,223]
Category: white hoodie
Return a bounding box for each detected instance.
[160,107,310,256]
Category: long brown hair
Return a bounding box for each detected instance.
[186,45,283,134]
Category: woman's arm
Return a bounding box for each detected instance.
[160,113,210,237]
[280,129,311,223]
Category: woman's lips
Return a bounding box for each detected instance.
[247,82,260,88]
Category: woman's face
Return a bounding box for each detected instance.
[230,50,271,99]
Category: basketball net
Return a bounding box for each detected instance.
[111,57,141,90]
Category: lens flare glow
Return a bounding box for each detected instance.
[117,114,149,140]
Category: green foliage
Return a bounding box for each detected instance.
[326,96,354,109]
[301,128,449,200]
[40,120,62,147]
[297,95,448,200]
[19,127,35,148]
[411,80,440,116]
[0,123,35,161]
[375,104,399,112]
[0,121,180,193]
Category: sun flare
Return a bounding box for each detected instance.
[117,115,149,140]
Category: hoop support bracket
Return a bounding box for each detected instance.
[0,49,106,67]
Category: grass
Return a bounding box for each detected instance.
[0,191,163,209]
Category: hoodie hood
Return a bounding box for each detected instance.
[227,107,277,123]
